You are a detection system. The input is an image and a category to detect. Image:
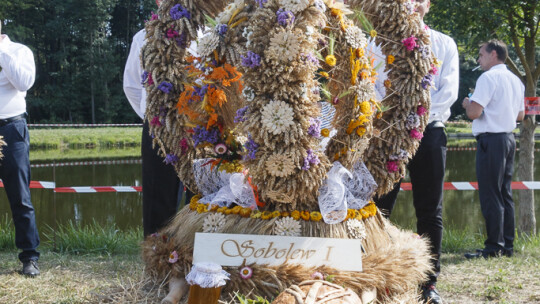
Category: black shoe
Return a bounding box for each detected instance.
[465,249,505,259]
[421,284,442,304]
[22,260,40,277]
[464,251,485,259]
[504,248,513,257]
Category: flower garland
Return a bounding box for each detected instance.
[237,0,330,209]
[188,194,378,222]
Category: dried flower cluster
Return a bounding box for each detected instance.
[238,0,331,210]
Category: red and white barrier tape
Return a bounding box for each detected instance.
[27,123,142,128]
[31,159,142,168]
[3,181,540,193]
[446,147,540,152]
[54,186,142,193]
[0,180,56,189]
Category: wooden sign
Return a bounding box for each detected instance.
[525,97,540,115]
[192,233,363,271]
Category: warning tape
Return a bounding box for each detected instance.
[27,123,142,128]
[3,181,540,193]
[446,147,540,152]
[30,159,142,168]
[0,180,56,189]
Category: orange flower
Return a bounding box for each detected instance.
[356,48,365,58]
[384,80,392,88]
[300,211,310,221]
[387,55,395,65]
[281,211,290,218]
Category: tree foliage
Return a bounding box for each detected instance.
[0,0,155,123]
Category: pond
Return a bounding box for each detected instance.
[1,150,539,236]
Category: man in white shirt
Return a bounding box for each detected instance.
[0,21,40,277]
[373,1,459,303]
[463,40,524,259]
[123,0,194,237]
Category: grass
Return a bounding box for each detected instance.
[0,219,539,303]
[30,146,141,162]
[29,127,141,150]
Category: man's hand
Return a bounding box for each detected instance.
[462,97,470,109]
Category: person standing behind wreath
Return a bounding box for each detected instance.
[123,0,194,237]
[0,20,40,277]
[372,0,459,303]
[463,40,524,259]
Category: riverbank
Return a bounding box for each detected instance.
[0,220,539,303]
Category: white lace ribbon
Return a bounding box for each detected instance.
[318,161,377,224]
[193,159,257,209]
[185,263,230,288]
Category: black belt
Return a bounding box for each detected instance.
[426,120,445,129]
[475,132,512,141]
[0,113,27,127]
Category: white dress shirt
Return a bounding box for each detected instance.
[470,64,525,136]
[371,27,459,124]
[0,35,36,119]
[123,30,202,120]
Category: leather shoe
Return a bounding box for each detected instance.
[464,251,485,259]
[22,260,40,277]
[421,284,442,304]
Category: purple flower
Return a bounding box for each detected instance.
[170,4,190,20]
[241,51,261,68]
[217,24,228,36]
[164,154,179,165]
[176,31,187,48]
[277,9,295,27]
[158,82,173,93]
[180,138,189,154]
[255,0,268,8]
[244,135,259,160]
[405,113,420,130]
[421,74,433,90]
[192,84,209,101]
[234,106,249,123]
[302,149,320,170]
[193,126,220,146]
[301,53,319,66]
[141,71,149,85]
[308,118,321,138]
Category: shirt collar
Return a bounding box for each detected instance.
[490,64,507,71]
[0,35,11,45]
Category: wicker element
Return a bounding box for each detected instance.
[272,280,363,304]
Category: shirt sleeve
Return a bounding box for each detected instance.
[430,37,459,117]
[518,82,525,111]
[0,44,36,92]
[470,73,493,108]
[123,31,145,119]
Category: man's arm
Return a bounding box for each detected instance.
[0,45,35,91]
[462,97,483,120]
[517,111,525,121]
[430,36,459,119]
[123,31,145,119]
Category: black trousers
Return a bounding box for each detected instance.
[141,121,193,237]
[375,127,446,285]
[0,118,40,262]
[476,133,515,254]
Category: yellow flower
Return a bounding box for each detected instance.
[217,207,227,213]
[240,207,252,218]
[360,209,370,219]
[346,209,357,220]
[355,48,365,58]
[271,211,281,218]
[356,127,367,137]
[281,211,290,217]
[224,208,233,215]
[231,205,242,214]
[291,210,301,220]
[261,211,273,220]
[325,55,337,67]
[319,71,329,79]
[384,79,392,88]
[189,201,198,211]
[189,195,201,210]
[300,211,311,221]
[360,71,369,80]
[370,30,377,38]
[209,204,219,212]
[321,128,330,137]
[196,204,208,213]
[359,101,372,115]
[310,211,322,222]
[250,210,262,219]
[387,55,395,65]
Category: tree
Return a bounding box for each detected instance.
[429,0,539,235]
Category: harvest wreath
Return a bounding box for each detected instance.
[140,0,436,303]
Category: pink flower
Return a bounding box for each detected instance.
[168,251,179,263]
[402,36,418,51]
[150,116,162,127]
[151,11,159,21]
[166,28,179,39]
[430,64,438,75]
[180,138,189,154]
[417,106,427,116]
[386,161,399,173]
[239,266,253,279]
[410,129,424,140]
[148,74,154,85]
[311,271,324,280]
[150,233,159,238]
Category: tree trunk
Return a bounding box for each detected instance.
[517,85,537,236]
